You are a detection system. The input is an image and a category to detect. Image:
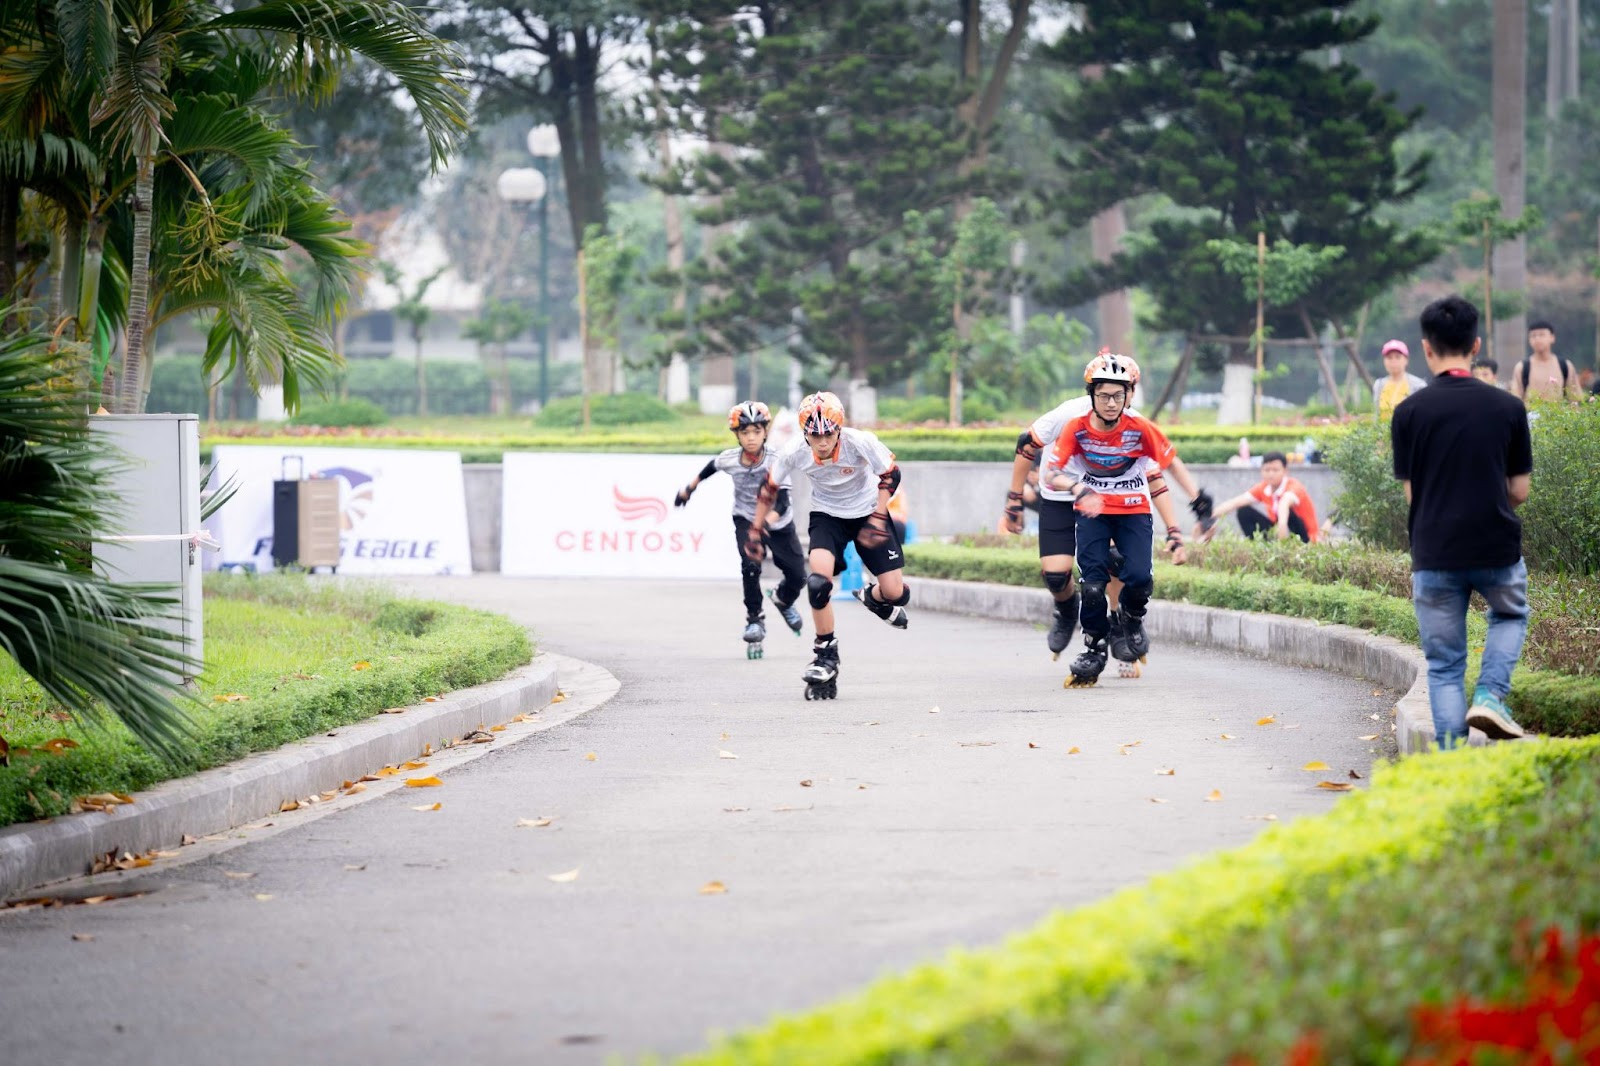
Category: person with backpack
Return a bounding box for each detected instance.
[1511,319,1582,403]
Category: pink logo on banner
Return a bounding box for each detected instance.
[613,486,668,525]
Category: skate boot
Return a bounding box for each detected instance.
[853,584,908,629]
[1046,591,1080,660]
[803,636,840,700]
[743,616,766,660]
[1109,609,1149,663]
[767,589,804,636]
[1065,636,1109,688]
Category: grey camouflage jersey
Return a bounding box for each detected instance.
[713,446,794,528]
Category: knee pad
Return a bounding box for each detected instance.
[1043,571,1072,597]
[1119,579,1153,615]
[740,558,763,580]
[1107,546,1125,578]
[807,572,834,609]
[886,585,910,607]
[1079,579,1108,610]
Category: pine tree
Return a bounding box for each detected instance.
[649,0,971,407]
[1041,1,1436,420]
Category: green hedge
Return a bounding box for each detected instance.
[0,576,532,827]
[677,738,1600,1064]
[904,542,1600,735]
[290,398,389,428]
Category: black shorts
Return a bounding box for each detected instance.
[1038,497,1078,559]
[808,510,904,576]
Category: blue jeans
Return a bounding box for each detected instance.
[1412,560,1529,748]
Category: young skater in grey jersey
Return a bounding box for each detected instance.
[675,401,806,658]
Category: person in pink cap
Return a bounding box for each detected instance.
[1374,338,1427,419]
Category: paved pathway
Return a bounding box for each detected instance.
[0,576,1395,1066]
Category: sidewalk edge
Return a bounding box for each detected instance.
[0,656,561,900]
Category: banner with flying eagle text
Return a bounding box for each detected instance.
[500,453,740,578]
[207,445,473,575]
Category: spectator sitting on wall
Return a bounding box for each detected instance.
[1200,451,1322,543]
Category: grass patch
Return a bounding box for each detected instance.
[906,541,1600,735]
[0,572,531,827]
[677,739,1600,1065]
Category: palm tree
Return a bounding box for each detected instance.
[0,321,193,758]
[0,0,468,412]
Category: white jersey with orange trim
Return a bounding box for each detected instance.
[1028,397,1143,502]
[769,428,896,519]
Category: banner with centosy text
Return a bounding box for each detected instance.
[208,446,473,575]
[500,453,739,578]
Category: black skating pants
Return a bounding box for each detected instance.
[733,515,806,619]
[1075,512,1154,640]
[1237,506,1311,543]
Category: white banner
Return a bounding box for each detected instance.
[501,453,740,579]
[208,446,473,575]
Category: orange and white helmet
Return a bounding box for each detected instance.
[797,391,845,435]
[728,400,772,431]
[1084,350,1139,389]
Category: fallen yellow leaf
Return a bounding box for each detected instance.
[180,834,197,846]
[344,782,366,794]
[212,693,250,703]
[1358,734,1380,741]
[1256,716,1276,726]
[1301,760,1330,772]
[1067,746,1081,755]
[352,661,371,671]
[401,760,428,770]
[1205,789,1223,802]
[410,802,441,812]
[717,750,738,760]
[584,753,597,762]
[1219,733,1236,740]
[516,817,553,828]
[374,767,400,778]
[423,696,439,703]
[548,867,580,883]
[403,776,442,788]
[1149,797,1168,804]
[254,893,274,902]
[1249,813,1280,821]
[222,871,256,880]
[279,799,301,812]
[490,724,507,732]
[1155,768,1176,776]
[699,881,728,895]
[551,691,567,703]
[928,705,940,714]
[1027,742,1040,749]
[799,779,813,787]
[1316,781,1355,791]
[719,731,730,740]
[41,737,80,753]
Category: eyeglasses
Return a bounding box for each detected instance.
[1092,390,1127,404]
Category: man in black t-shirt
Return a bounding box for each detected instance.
[1391,295,1534,748]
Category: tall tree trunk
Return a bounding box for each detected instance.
[1492,0,1527,366]
[1545,0,1579,161]
[414,332,429,416]
[653,60,690,406]
[573,28,608,242]
[116,160,155,413]
[1090,206,1133,354]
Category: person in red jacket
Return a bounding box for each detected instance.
[1043,352,1190,688]
[1203,451,1322,543]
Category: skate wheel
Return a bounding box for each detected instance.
[1117,661,1141,679]
[748,643,764,660]
[1064,676,1099,689]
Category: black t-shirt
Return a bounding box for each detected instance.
[1391,372,1533,570]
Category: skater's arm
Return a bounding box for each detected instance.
[766,487,792,527]
[1209,491,1256,518]
[1150,485,1188,565]
[674,460,720,507]
[1004,439,1037,533]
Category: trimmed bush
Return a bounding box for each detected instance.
[676,738,1600,1065]
[535,392,679,428]
[290,398,388,427]
[1521,401,1600,575]
[876,395,1001,424]
[1324,419,1408,551]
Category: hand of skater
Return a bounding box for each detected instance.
[1165,525,1188,565]
[742,526,766,562]
[1189,488,1214,521]
[1192,516,1217,544]
[858,510,893,548]
[674,484,694,507]
[1002,491,1025,534]
[1073,487,1104,517]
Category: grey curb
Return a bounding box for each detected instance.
[910,577,1435,753]
[0,657,560,901]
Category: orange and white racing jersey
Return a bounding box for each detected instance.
[768,427,896,519]
[1044,412,1176,515]
[1027,396,1142,502]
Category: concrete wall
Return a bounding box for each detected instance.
[461,461,1346,571]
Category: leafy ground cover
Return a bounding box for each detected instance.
[0,574,531,827]
[676,738,1600,1065]
[907,539,1600,735]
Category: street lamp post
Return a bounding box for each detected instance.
[526,126,561,411]
[495,165,547,414]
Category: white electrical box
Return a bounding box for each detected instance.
[90,413,203,680]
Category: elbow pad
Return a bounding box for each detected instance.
[1014,431,1042,462]
[757,479,779,507]
[878,466,902,494]
[774,487,792,516]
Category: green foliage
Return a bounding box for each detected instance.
[580,222,644,354]
[290,398,389,428]
[1520,402,1600,576]
[677,737,1600,1064]
[876,396,1000,425]
[1324,419,1410,550]
[0,573,531,827]
[1205,237,1348,310]
[0,326,194,758]
[1041,2,1437,347]
[534,393,679,429]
